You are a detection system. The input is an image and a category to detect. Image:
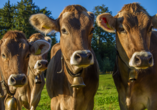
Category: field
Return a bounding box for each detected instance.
[23,74,120,110]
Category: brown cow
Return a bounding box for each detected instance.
[29,5,99,110]
[97,3,157,110]
[0,31,50,110]
[14,33,51,110]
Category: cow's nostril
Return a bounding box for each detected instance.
[45,62,48,67]
[87,53,92,60]
[135,55,141,66]
[11,77,16,84]
[149,57,153,64]
[21,77,26,84]
[38,63,42,67]
[75,54,81,60]
[135,56,140,63]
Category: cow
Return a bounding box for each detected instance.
[14,33,51,110]
[96,3,157,110]
[0,30,50,110]
[29,5,99,110]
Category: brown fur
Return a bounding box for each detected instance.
[14,33,51,110]
[29,33,44,41]
[0,30,30,110]
[3,30,27,40]
[29,5,99,110]
[29,5,98,110]
[110,3,157,110]
[59,5,87,18]
[113,32,157,110]
[97,3,157,110]
[0,31,51,110]
[48,45,99,110]
[119,3,148,14]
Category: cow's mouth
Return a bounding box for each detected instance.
[76,68,83,74]
[35,67,47,75]
[71,65,83,74]
[134,66,149,70]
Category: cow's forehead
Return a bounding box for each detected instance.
[116,11,151,28]
[60,11,91,28]
[2,38,29,52]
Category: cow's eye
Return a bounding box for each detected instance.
[149,26,153,32]
[119,27,126,33]
[90,28,94,35]
[1,54,6,59]
[26,53,30,59]
[61,28,68,34]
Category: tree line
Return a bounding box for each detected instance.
[0,0,116,73]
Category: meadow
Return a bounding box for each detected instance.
[23,74,120,110]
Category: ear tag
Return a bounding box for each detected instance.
[102,17,113,30]
[42,25,50,29]
[35,49,41,55]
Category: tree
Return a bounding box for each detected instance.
[92,4,116,73]
[0,0,14,39]
[0,0,56,40]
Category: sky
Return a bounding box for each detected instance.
[0,0,157,40]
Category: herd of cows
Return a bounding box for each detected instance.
[0,2,157,110]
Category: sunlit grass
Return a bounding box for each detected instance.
[94,74,119,110]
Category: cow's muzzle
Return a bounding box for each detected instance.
[70,50,94,68]
[8,74,28,87]
[129,51,154,69]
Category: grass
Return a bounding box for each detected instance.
[94,74,119,110]
[23,74,120,110]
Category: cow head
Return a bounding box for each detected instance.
[28,33,51,76]
[0,31,50,88]
[96,3,157,70]
[29,5,95,74]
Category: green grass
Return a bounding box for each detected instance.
[94,74,119,110]
[23,74,120,110]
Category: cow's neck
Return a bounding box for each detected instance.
[116,37,132,86]
[64,65,86,109]
[64,63,86,90]
[27,66,37,89]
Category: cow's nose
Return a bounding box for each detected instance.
[129,51,154,69]
[70,50,94,68]
[8,74,27,87]
[35,60,48,69]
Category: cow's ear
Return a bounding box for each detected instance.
[44,36,52,45]
[152,14,157,29]
[30,40,51,55]
[96,13,116,33]
[0,40,3,46]
[29,13,59,34]
[87,11,95,23]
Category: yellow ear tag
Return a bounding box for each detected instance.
[106,23,114,30]
[35,49,41,55]
[42,25,50,29]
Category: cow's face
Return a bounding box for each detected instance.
[0,31,50,88]
[96,3,157,70]
[28,33,51,76]
[29,5,95,74]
